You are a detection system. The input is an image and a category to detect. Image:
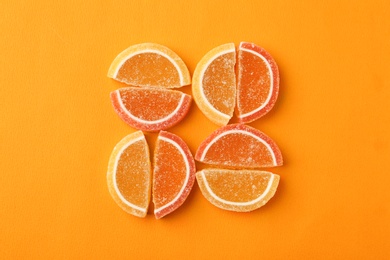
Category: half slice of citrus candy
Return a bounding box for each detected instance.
[236,42,280,123]
[107,131,152,218]
[153,131,196,219]
[195,124,283,168]
[192,43,236,126]
[107,43,191,88]
[196,169,280,212]
[110,87,192,132]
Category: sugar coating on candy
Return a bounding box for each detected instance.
[202,170,271,202]
[236,42,280,123]
[153,138,186,205]
[195,124,283,168]
[202,132,276,168]
[237,50,271,113]
[196,169,280,212]
[111,87,192,132]
[202,52,236,116]
[115,139,150,208]
[107,131,151,217]
[119,87,184,121]
[153,131,196,219]
[117,53,180,88]
[192,43,236,126]
[108,43,191,88]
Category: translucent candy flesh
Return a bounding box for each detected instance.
[202,133,274,168]
[202,52,236,116]
[118,87,183,121]
[116,140,150,208]
[196,169,280,212]
[195,124,283,168]
[192,43,236,126]
[153,139,186,209]
[111,87,192,132]
[201,170,272,202]
[107,131,151,217]
[236,42,280,123]
[237,50,271,114]
[116,53,180,88]
[153,131,196,219]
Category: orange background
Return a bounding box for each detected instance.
[1,0,389,259]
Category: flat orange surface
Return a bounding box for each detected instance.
[1,0,389,259]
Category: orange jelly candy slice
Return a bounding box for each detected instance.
[236,42,280,123]
[195,124,283,168]
[153,131,196,219]
[107,43,191,88]
[196,169,280,212]
[192,43,236,126]
[107,131,151,218]
[110,87,192,132]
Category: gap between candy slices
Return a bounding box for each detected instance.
[106,42,283,216]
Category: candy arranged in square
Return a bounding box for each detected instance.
[107,42,283,217]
